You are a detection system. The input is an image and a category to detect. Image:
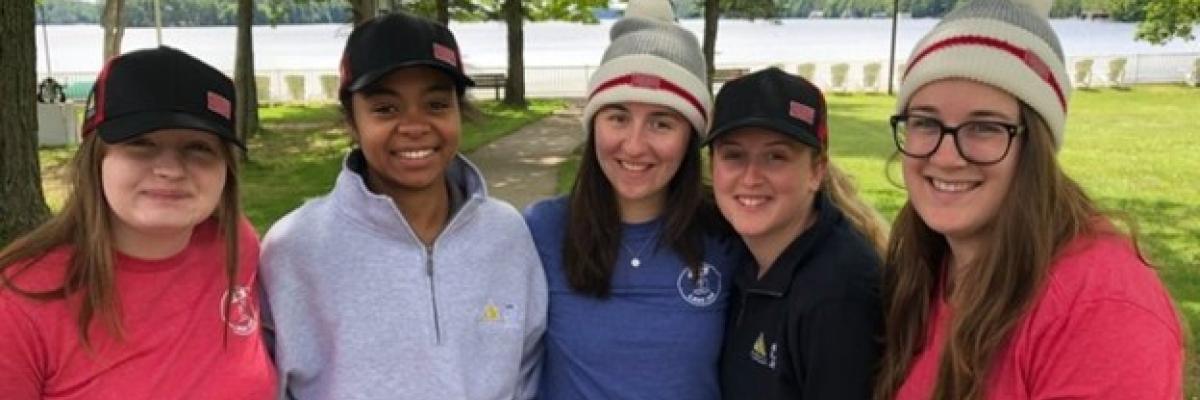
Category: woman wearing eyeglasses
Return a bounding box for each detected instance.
[875,0,1183,399]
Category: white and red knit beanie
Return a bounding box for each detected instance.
[582,0,711,138]
[896,0,1071,149]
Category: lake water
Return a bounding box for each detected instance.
[35,19,1199,98]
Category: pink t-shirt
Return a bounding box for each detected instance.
[896,233,1183,400]
[0,218,278,400]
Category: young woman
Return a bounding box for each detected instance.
[709,67,887,399]
[259,12,546,399]
[523,1,739,398]
[876,0,1184,398]
[0,47,276,399]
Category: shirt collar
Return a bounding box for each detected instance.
[735,191,842,296]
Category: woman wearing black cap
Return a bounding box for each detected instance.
[709,67,886,399]
[0,47,276,399]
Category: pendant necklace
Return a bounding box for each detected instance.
[621,229,658,268]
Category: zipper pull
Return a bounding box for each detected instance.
[425,244,434,276]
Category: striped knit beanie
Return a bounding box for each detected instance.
[582,0,711,138]
[896,0,1070,149]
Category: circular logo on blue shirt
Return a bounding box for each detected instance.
[677,263,721,307]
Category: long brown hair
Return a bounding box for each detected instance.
[563,127,710,297]
[875,105,1122,400]
[0,134,242,346]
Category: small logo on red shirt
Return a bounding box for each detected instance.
[207,91,232,121]
[221,286,259,336]
[433,43,458,67]
[789,100,815,125]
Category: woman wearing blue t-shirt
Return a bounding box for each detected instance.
[522,0,739,398]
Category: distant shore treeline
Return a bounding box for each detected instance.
[37,0,1146,27]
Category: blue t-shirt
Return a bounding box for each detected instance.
[524,196,739,400]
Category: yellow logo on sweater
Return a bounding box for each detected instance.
[482,301,503,323]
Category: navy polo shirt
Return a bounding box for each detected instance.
[719,193,883,399]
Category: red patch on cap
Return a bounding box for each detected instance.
[207,91,232,120]
[433,43,458,67]
[629,73,663,89]
[789,101,815,125]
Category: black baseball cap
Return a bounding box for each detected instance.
[706,67,828,150]
[340,12,475,96]
[82,46,242,149]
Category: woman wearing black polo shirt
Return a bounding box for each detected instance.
[708,67,887,399]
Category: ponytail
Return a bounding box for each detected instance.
[821,156,889,257]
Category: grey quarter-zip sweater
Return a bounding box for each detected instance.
[260,150,547,400]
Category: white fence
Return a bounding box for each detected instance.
[37,52,1200,104]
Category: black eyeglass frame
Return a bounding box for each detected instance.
[889,114,1025,165]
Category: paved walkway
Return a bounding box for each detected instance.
[467,100,584,211]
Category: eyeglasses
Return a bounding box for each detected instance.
[890,114,1023,165]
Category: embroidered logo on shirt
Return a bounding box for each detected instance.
[677,263,722,307]
[750,333,778,369]
[221,285,259,336]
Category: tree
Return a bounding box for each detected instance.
[502,0,526,107]
[102,0,125,60]
[1137,0,1200,43]
[235,0,259,144]
[503,0,607,107]
[0,0,51,246]
[703,0,718,89]
[348,0,378,24]
[437,0,449,25]
[700,0,780,88]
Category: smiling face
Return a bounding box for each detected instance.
[712,127,825,246]
[901,78,1023,255]
[348,66,461,199]
[102,129,228,240]
[592,101,693,219]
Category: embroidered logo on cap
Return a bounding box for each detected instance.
[789,100,815,124]
[433,43,458,67]
[207,91,232,120]
[630,73,663,89]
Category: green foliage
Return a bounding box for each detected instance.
[37,0,353,26]
[1137,0,1200,43]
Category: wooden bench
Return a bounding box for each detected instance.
[470,73,507,100]
[712,68,750,89]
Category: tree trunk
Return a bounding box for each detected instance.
[436,0,449,26]
[102,0,125,60]
[703,0,719,90]
[0,1,51,246]
[502,0,527,108]
[234,0,259,145]
[349,0,377,25]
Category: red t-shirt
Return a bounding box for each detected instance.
[0,218,277,400]
[896,233,1183,400]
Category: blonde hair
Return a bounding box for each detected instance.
[0,134,242,345]
[819,153,890,256]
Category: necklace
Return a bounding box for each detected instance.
[620,229,658,268]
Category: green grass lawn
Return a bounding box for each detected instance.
[557,85,1200,392]
[39,99,565,233]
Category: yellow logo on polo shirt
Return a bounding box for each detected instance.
[750,332,777,369]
